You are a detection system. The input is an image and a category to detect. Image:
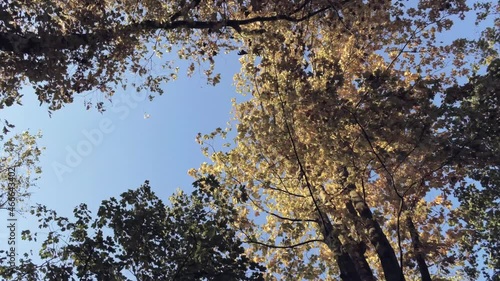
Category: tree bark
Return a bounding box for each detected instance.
[344,202,377,281]
[347,184,405,281]
[0,32,96,54]
[317,211,362,281]
[406,215,431,281]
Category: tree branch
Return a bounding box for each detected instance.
[247,196,316,223]
[245,238,323,249]
[0,6,332,55]
[406,215,431,281]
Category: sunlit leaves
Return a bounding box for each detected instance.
[0,131,44,210]
[2,0,496,113]
[192,8,498,278]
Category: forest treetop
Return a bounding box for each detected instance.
[0,0,497,112]
[0,0,499,280]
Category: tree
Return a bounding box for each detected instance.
[191,43,499,281]
[2,0,498,280]
[0,0,334,112]
[443,59,500,280]
[182,1,496,279]
[1,0,496,112]
[1,130,44,210]
[0,176,265,280]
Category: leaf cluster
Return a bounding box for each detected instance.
[0,177,265,280]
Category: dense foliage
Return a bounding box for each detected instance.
[193,59,499,280]
[1,0,498,280]
[0,177,265,280]
[1,0,496,112]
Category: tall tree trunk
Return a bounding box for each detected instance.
[347,184,405,281]
[406,215,432,281]
[344,202,377,281]
[317,211,362,281]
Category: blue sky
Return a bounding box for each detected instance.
[0,53,246,258]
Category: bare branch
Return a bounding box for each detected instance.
[246,238,323,249]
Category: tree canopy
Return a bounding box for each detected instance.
[192,52,499,281]
[0,177,265,280]
[1,0,497,112]
[1,0,499,280]
[191,57,499,279]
